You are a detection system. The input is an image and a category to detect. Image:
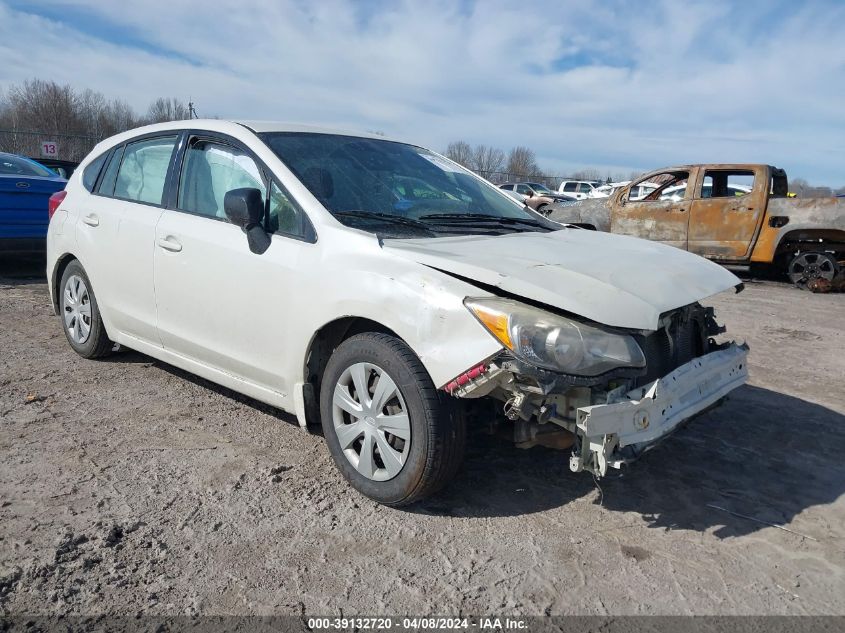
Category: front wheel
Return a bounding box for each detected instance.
[320,333,465,506]
[787,251,840,291]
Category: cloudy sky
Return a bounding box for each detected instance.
[1,0,843,185]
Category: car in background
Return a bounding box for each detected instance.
[498,182,576,213]
[557,180,603,199]
[31,158,80,180]
[1,152,66,253]
[549,163,845,291]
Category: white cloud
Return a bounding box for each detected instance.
[1,0,843,184]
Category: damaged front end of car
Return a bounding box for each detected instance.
[445,298,749,477]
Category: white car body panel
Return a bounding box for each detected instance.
[383,228,741,331]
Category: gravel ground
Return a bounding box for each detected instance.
[1,255,844,617]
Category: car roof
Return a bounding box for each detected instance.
[235,120,391,141]
[83,119,410,168]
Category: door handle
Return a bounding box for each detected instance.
[82,213,99,227]
[157,236,182,252]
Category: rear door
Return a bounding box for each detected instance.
[610,169,693,249]
[76,134,180,345]
[687,166,767,260]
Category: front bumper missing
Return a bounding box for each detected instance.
[571,343,748,476]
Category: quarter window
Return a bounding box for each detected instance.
[82,152,108,192]
[177,140,266,219]
[114,136,177,205]
[268,179,314,240]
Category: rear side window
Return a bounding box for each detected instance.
[701,170,755,199]
[563,182,577,192]
[114,136,178,205]
[82,152,108,192]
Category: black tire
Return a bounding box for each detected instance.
[320,333,465,506]
[58,260,113,359]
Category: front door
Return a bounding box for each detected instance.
[687,166,767,260]
[153,135,314,394]
[610,169,693,249]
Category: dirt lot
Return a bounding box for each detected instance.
[1,255,844,617]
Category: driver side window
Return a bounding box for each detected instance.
[628,171,689,202]
[177,140,266,219]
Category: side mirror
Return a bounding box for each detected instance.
[224,187,271,254]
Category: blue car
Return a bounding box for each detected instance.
[1,152,67,253]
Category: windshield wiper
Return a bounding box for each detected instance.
[418,213,548,229]
[334,210,435,231]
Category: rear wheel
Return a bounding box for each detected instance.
[59,260,113,358]
[320,333,465,506]
[787,251,840,291]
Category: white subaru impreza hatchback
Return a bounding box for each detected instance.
[47,120,748,505]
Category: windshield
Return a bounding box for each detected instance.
[0,154,56,178]
[260,132,557,238]
[527,182,554,194]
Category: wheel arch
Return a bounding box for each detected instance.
[50,252,79,314]
[300,316,408,428]
[775,228,845,257]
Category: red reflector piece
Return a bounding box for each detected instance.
[48,190,67,220]
[444,363,488,394]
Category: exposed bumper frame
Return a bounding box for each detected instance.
[572,343,749,475]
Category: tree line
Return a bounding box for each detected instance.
[444,140,641,188]
[0,79,195,162]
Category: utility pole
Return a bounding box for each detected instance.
[188,100,198,119]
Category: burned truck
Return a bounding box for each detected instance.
[548,164,845,291]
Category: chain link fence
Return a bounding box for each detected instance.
[0,128,100,163]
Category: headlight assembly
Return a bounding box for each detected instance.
[465,297,645,376]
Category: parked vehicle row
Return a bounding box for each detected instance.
[47,120,748,505]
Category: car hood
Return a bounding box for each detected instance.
[382,228,741,331]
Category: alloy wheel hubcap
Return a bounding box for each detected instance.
[62,274,92,344]
[331,362,410,482]
[789,253,836,286]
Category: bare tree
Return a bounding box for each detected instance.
[145,97,190,123]
[572,168,601,181]
[471,144,505,176]
[506,146,538,180]
[0,79,205,161]
[444,140,473,168]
